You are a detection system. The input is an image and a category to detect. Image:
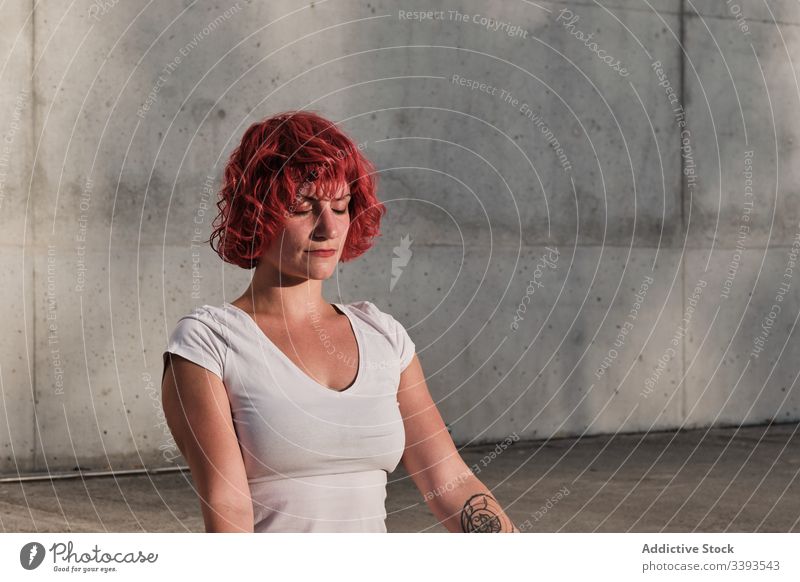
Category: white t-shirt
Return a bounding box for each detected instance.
[162,300,415,532]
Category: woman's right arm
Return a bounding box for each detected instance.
[161,354,254,532]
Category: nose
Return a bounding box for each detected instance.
[311,204,339,240]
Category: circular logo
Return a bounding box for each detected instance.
[19,542,46,570]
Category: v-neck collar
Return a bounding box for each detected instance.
[223,302,364,396]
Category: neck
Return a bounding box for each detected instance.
[234,264,332,321]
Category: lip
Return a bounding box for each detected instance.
[306,249,336,257]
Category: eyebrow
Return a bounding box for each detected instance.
[300,193,352,201]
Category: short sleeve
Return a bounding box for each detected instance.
[387,314,417,372]
[360,301,416,372]
[162,308,227,382]
[391,314,416,372]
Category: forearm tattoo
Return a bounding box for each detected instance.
[459,493,513,532]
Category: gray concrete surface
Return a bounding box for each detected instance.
[2,422,798,532]
[1,0,799,476]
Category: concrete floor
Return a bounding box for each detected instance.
[2,422,798,533]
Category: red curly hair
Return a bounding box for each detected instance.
[208,110,385,269]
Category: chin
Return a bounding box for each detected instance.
[309,268,337,280]
[297,265,337,280]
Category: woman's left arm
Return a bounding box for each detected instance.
[398,354,520,533]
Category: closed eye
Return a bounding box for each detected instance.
[292,207,348,215]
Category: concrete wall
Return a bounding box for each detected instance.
[2,0,798,474]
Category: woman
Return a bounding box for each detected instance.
[161,110,518,533]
